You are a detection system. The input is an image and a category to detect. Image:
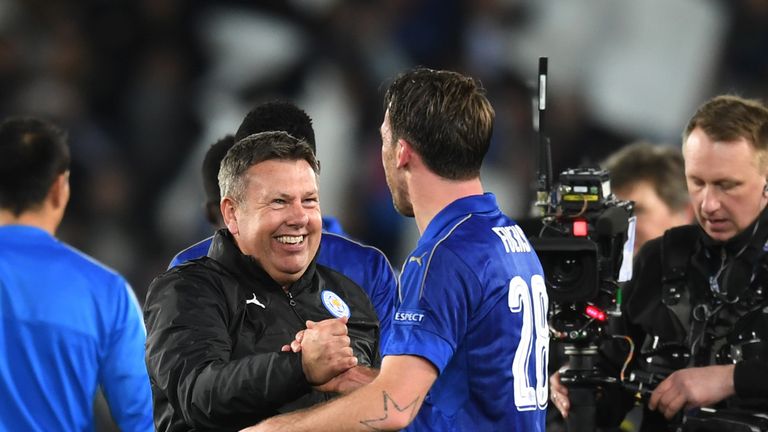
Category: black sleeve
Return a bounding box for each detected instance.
[144,269,311,430]
[734,359,768,398]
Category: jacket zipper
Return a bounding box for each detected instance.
[285,290,305,323]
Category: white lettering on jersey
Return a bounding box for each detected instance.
[509,275,549,411]
[492,226,531,253]
[394,311,425,323]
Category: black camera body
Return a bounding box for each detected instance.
[530,168,634,343]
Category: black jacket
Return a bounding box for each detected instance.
[144,229,380,432]
[623,208,768,430]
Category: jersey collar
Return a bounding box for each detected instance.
[419,193,498,245]
[0,224,55,243]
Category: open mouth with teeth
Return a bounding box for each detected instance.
[275,235,305,245]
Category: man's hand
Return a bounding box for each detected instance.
[313,365,379,394]
[299,317,357,385]
[549,371,570,418]
[648,364,735,419]
[281,330,304,353]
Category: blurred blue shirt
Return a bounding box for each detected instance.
[0,225,153,432]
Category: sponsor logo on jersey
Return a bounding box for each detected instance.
[321,290,351,318]
[408,252,428,266]
[394,309,425,324]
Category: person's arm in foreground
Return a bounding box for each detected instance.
[240,354,437,432]
[100,279,154,432]
[281,326,379,395]
[648,364,736,419]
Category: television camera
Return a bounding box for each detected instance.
[529,58,768,432]
[528,58,635,432]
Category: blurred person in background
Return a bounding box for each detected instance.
[0,116,153,431]
[603,141,694,254]
[169,101,397,339]
[144,131,381,432]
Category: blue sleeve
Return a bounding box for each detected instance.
[169,254,184,269]
[316,235,397,344]
[99,278,154,432]
[321,216,346,236]
[368,253,397,343]
[383,248,474,372]
[168,239,212,270]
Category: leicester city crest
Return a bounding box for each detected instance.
[321,290,351,318]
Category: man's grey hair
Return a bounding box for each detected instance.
[218,131,319,203]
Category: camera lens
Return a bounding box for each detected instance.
[549,255,583,290]
[529,236,599,302]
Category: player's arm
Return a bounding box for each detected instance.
[240,354,438,432]
[100,280,154,432]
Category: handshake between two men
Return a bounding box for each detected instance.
[281,316,378,395]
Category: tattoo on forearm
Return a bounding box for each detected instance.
[359,391,420,431]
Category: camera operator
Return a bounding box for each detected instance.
[550,95,768,431]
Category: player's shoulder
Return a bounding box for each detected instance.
[423,213,530,268]
[56,242,126,284]
[169,236,213,268]
[320,232,389,259]
[149,256,233,303]
[160,255,226,283]
[429,211,511,250]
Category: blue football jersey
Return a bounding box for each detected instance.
[383,193,549,431]
[0,225,153,432]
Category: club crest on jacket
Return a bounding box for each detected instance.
[321,290,350,318]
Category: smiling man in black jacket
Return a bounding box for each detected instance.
[144,131,380,432]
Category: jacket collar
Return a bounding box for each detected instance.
[207,228,316,295]
[698,205,768,261]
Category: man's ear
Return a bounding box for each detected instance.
[396,138,413,169]
[220,197,239,235]
[49,171,70,211]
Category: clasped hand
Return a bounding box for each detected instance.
[281,317,361,389]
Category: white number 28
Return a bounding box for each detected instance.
[508,274,549,411]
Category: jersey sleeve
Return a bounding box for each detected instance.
[383,247,477,373]
[99,278,154,432]
[367,252,397,345]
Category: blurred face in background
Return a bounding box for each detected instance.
[684,127,768,242]
[613,180,692,253]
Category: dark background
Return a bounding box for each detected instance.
[2,1,767,430]
[1,0,766,319]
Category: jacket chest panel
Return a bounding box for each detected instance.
[229,295,307,358]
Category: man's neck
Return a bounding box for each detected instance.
[0,209,58,236]
[409,172,484,234]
